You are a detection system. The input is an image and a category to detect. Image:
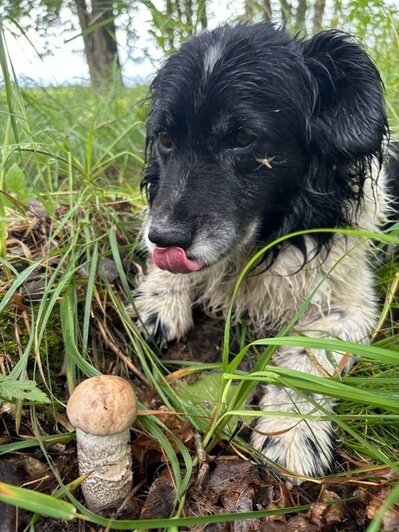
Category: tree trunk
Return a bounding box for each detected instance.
[175,0,183,20]
[166,0,175,50]
[263,0,272,21]
[244,0,255,21]
[184,0,194,33]
[74,0,122,88]
[199,0,208,30]
[280,0,292,26]
[312,0,326,33]
[296,0,307,32]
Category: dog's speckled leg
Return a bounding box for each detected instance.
[251,309,375,482]
[252,383,335,481]
[130,266,195,348]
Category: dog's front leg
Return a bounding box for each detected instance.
[251,309,374,482]
[132,266,195,348]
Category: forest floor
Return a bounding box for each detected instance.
[1,196,399,531]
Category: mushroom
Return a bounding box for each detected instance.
[66,375,137,512]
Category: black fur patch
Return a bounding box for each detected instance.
[304,433,334,476]
[144,312,171,349]
[260,436,279,454]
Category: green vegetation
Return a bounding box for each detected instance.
[0,1,399,529]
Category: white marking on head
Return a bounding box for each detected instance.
[203,43,223,77]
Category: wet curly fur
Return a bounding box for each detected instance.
[134,23,397,482]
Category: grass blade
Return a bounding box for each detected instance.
[0,482,77,520]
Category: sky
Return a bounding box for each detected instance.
[3,1,243,86]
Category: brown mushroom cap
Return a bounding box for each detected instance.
[67,375,137,436]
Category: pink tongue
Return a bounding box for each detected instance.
[152,247,202,274]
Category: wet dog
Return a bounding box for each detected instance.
[134,23,396,481]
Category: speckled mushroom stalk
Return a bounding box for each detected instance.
[66,375,137,512]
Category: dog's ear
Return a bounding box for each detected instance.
[303,31,387,162]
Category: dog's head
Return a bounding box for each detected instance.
[142,23,387,274]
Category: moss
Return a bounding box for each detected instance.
[0,309,24,364]
[39,307,66,374]
[0,304,65,376]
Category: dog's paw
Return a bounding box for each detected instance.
[251,385,335,483]
[128,292,193,348]
[128,272,194,348]
[132,301,173,349]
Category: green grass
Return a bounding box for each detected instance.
[1,12,399,530]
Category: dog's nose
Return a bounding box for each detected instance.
[148,225,192,249]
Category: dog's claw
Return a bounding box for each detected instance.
[127,303,171,348]
[143,314,171,349]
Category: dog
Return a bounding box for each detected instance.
[134,23,397,481]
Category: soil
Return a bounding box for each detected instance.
[1,317,399,531]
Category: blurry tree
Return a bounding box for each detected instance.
[244,0,272,21]
[241,0,397,42]
[239,0,399,124]
[263,0,272,20]
[143,0,208,54]
[280,0,291,24]
[0,0,128,87]
[244,0,256,20]
[295,0,307,30]
[74,0,122,86]
[243,0,317,31]
[312,0,326,32]
[0,0,398,96]
[1,0,210,81]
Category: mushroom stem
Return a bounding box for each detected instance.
[76,428,133,512]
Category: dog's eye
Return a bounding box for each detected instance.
[229,130,256,148]
[158,132,173,150]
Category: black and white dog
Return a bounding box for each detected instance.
[134,23,397,481]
